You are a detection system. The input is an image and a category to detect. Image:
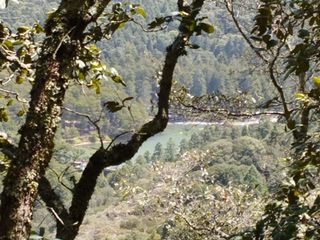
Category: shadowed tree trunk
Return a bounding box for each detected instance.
[0,1,111,239]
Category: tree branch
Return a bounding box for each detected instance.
[0,87,28,103]
[38,177,74,229]
[63,107,105,148]
[55,1,206,239]
[0,134,18,160]
[224,0,268,64]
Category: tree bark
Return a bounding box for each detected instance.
[53,1,206,239]
[0,1,111,239]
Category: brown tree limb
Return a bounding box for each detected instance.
[38,177,73,228]
[53,1,206,239]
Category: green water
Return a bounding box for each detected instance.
[132,123,206,160]
[73,123,208,160]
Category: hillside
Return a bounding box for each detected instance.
[0,0,275,138]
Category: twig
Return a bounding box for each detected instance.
[131,19,167,32]
[175,97,285,118]
[48,207,65,226]
[48,165,74,193]
[224,0,268,63]
[0,87,28,103]
[1,73,15,86]
[105,131,131,151]
[176,213,229,239]
[53,27,75,60]
[62,107,104,147]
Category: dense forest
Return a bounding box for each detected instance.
[0,0,319,240]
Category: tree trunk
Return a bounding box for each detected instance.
[0,1,110,238]
[0,45,68,239]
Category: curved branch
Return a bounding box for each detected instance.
[57,1,206,239]
[63,107,104,148]
[0,87,28,103]
[38,177,74,229]
[224,0,268,63]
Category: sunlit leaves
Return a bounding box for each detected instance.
[148,11,214,38]
[131,5,147,18]
[0,107,8,122]
[72,43,126,93]
[103,96,133,113]
[198,22,214,33]
[312,76,320,88]
[87,2,147,42]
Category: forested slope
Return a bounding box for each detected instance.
[0,0,275,138]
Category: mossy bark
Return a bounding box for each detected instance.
[0,1,111,239]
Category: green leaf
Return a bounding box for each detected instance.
[16,75,24,84]
[6,99,13,106]
[33,22,44,33]
[16,69,28,84]
[135,6,147,18]
[17,26,30,34]
[298,29,310,39]
[104,101,123,112]
[17,109,26,117]
[111,75,126,86]
[199,22,214,33]
[266,39,278,49]
[294,93,306,99]
[3,39,13,48]
[86,44,101,55]
[91,78,101,94]
[312,76,320,88]
[0,108,9,122]
[108,67,126,86]
[118,22,126,29]
[179,11,189,17]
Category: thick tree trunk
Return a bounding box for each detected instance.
[0,52,68,239]
[0,1,111,238]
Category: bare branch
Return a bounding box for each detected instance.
[105,131,132,151]
[47,165,74,193]
[131,19,167,32]
[38,177,74,229]
[0,87,28,103]
[0,73,15,86]
[224,0,268,63]
[63,107,104,148]
[268,42,290,119]
[176,213,229,239]
[62,1,207,239]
